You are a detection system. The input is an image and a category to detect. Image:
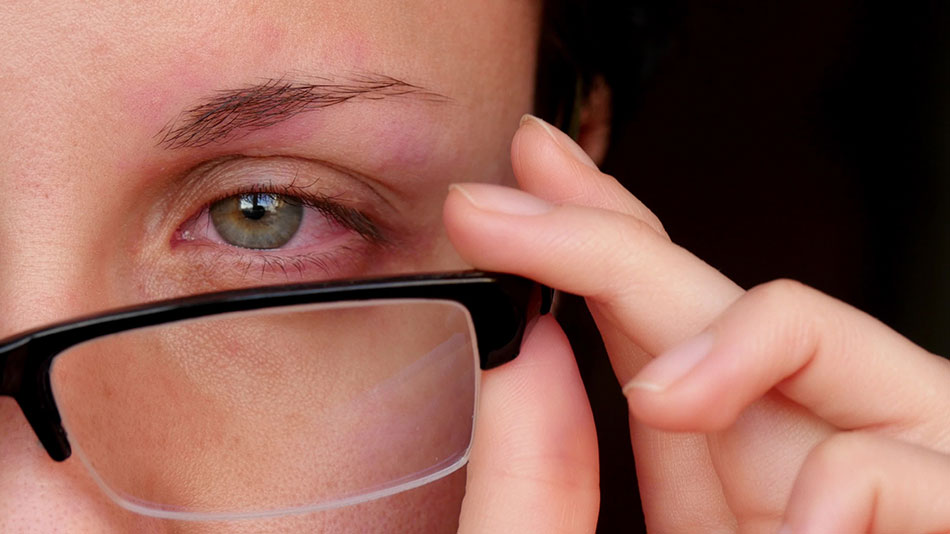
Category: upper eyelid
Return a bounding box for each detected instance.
[173,155,392,230]
[187,187,387,246]
[296,157,398,213]
[311,202,385,244]
[185,154,398,213]
[280,191,387,244]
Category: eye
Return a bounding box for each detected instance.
[210,193,304,249]
[166,156,394,286]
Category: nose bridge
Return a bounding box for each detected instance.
[0,104,147,534]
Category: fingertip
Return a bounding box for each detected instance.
[447,183,554,216]
[510,115,669,235]
[518,114,599,170]
[442,183,556,272]
[622,331,745,433]
[624,385,739,434]
[510,114,557,181]
[624,332,715,393]
[442,186,481,266]
[511,114,597,193]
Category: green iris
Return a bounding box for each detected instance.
[210,193,304,249]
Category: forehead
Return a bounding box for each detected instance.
[3,1,540,69]
[0,1,540,155]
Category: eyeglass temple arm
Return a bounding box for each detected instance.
[478,282,552,370]
[0,338,26,397]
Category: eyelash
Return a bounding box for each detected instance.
[218,249,358,281]
[175,181,386,280]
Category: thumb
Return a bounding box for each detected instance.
[458,316,599,534]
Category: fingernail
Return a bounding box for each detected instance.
[520,113,598,170]
[449,183,553,215]
[622,331,715,394]
[776,524,793,534]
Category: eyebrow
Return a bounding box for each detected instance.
[157,74,448,149]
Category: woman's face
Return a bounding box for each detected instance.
[0,1,540,532]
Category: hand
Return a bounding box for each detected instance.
[445,114,950,533]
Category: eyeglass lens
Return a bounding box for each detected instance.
[48,299,478,520]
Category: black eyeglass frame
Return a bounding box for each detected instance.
[0,271,549,463]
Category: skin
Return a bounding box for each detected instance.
[0,1,538,532]
[447,118,950,533]
[4,1,948,534]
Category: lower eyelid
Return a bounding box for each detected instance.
[176,204,352,249]
[172,239,377,288]
[224,250,357,281]
[172,206,378,285]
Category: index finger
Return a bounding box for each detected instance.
[443,184,743,359]
[443,116,746,532]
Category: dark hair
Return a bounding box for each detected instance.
[536,0,685,133]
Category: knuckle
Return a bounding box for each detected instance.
[619,208,660,239]
[747,279,814,310]
[600,215,669,295]
[596,211,653,260]
[643,211,667,238]
[741,279,822,340]
[621,199,666,238]
[740,279,859,362]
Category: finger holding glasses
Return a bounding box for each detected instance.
[446,114,950,533]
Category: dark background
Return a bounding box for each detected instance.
[566,2,950,531]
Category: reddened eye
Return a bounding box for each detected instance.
[209,193,304,249]
[168,156,392,285]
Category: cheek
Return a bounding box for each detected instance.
[0,398,160,534]
[154,470,466,534]
[49,304,474,530]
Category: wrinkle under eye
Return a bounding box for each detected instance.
[210,193,304,249]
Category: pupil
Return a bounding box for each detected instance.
[239,194,278,221]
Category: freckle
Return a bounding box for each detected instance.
[92,41,112,57]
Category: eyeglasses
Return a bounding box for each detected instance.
[0,271,547,521]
